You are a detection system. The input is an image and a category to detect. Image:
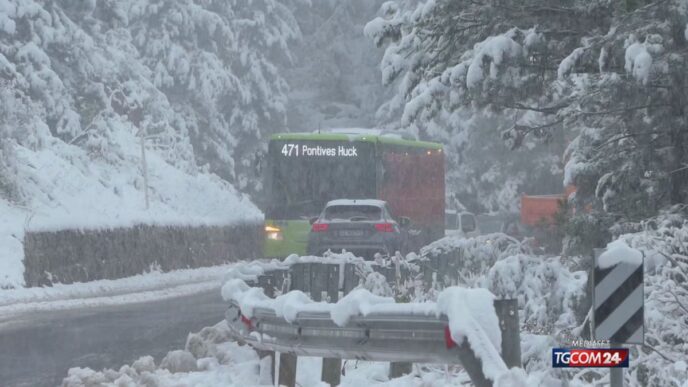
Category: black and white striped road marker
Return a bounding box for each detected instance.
[593,248,644,344]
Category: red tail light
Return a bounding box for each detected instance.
[375,223,394,232]
[312,223,329,232]
[444,326,456,349]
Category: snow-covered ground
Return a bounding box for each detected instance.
[0,263,238,324]
[0,135,262,288]
[60,320,474,387]
[54,225,688,386]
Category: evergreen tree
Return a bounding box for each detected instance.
[0,0,300,200]
[366,0,688,223]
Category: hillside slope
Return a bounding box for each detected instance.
[0,0,297,287]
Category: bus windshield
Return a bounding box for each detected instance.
[266,140,377,219]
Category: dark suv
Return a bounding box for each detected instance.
[306,199,408,259]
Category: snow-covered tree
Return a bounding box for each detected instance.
[283,0,388,130]
[364,0,599,212]
[366,0,688,223]
[115,0,300,193]
[0,0,300,201]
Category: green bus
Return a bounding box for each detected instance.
[263,129,445,258]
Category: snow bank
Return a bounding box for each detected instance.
[598,239,643,269]
[0,200,25,288]
[494,368,528,387]
[61,322,264,387]
[60,319,476,387]
[0,264,235,319]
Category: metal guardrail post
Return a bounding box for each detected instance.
[256,349,275,385]
[322,358,341,386]
[322,263,342,386]
[310,263,325,301]
[342,263,358,295]
[455,339,494,387]
[284,264,310,386]
[430,256,442,290]
[258,274,275,298]
[386,261,413,380]
[493,299,522,368]
[278,352,297,387]
[326,264,339,302]
[422,260,433,290]
[448,250,460,286]
[290,263,305,292]
[389,362,413,378]
[273,268,289,295]
[438,254,448,287]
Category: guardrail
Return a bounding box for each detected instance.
[224,257,523,387]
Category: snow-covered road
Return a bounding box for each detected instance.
[0,288,226,387]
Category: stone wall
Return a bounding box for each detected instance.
[23,223,262,287]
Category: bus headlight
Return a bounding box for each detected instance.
[265,225,283,241]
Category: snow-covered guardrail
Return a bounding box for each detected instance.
[222,255,525,387]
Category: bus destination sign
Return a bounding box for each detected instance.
[280,143,358,157]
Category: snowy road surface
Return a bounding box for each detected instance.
[0,288,226,387]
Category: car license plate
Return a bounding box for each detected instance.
[338,230,364,237]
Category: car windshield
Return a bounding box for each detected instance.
[324,205,382,221]
[266,140,377,219]
[476,215,504,234]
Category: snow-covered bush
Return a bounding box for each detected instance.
[485,254,588,333]
[160,350,197,373]
[421,233,531,286]
[616,225,688,386]
[362,271,394,297]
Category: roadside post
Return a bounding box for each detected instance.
[493,299,522,368]
[593,247,644,387]
[321,263,342,386]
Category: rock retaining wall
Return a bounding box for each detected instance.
[23,223,262,287]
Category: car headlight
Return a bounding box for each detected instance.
[265,225,283,241]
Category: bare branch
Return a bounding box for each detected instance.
[514,117,565,134]
[643,344,676,362]
[576,104,667,116]
[498,101,570,115]
[670,290,688,315]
